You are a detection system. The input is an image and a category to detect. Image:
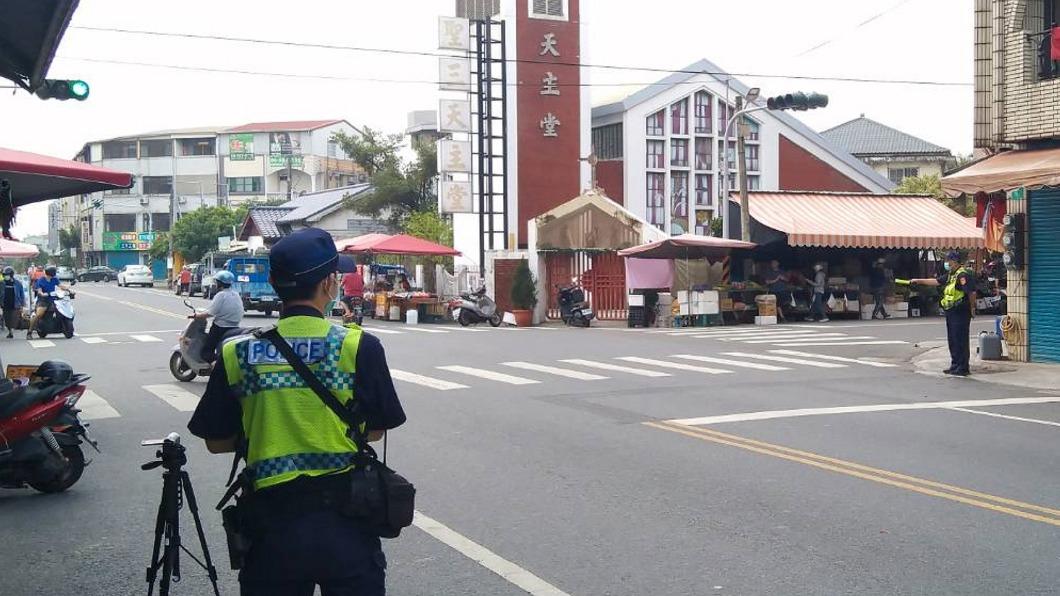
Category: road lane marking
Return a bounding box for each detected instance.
[672,355,790,371]
[667,396,1060,426]
[645,420,1060,527]
[79,329,182,337]
[946,406,1060,428]
[770,350,897,367]
[361,327,404,335]
[731,334,860,343]
[705,330,831,339]
[436,365,540,385]
[616,356,732,375]
[80,337,108,344]
[772,340,908,347]
[389,370,469,391]
[560,359,672,377]
[401,327,451,334]
[74,289,187,319]
[142,384,200,412]
[131,334,163,343]
[28,339,55,349]
[669,327,797,336]
[77,390,120,420]
[720,352,846,368]
[412,511,571,596]
[501,362,608,380]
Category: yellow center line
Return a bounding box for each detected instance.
[76,289,186,320]
[645,421,1060,527]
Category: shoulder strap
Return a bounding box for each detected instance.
[254,326,368,448]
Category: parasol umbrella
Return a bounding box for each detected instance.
[340,234,461,257]
[617,234,755,259]
[334,233,392,253]
[0,238,40,258]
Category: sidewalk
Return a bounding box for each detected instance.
[912,341,1060,391]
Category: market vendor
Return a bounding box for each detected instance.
[764,260,788,322]
[395,273,411,292]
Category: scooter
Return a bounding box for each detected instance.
[449,287,502,327]
[170,301,251,382]
[33,290,75,339]
[0,361,99,493]
[557,284,594,327]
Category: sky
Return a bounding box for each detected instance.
[0,0,973,238]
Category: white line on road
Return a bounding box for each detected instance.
[502,361,608,380]
[412,511,571,596]
[80,337,108,344]
[28,339,55,349]
[946,407,1060,428]
[697,330,823,340]
[740,335,876,344]
[720,352,847,368]
[400,327,451,334]
[769,350,898,368]
[77,390,120,420]
[772,340,908,347]
[131,334,163,343]
[718,333,851,342]
[142,384,200,412]
[78,329,182,337]
[616,356,732,375]
[668,396,1060,426]
[437,365,540,385]
[672,354,790,371]
[669,327,797,336]
[560,358,672,377]
[389,369,469,391]
[362,327,404,335]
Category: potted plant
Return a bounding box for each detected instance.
[510,259,538,327]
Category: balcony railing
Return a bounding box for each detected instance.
[1034,29,1060,80]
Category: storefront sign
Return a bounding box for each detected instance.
[439,99,471,133]
[440,181,473,213]
[229,133,255,161]
[103,231,156,251]
[269,154,304,169]
[269,132,301,155]
[438,17,470,50]
[439,57,471,91]
[438,139,471,173]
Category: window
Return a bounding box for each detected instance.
[646,110,665,136]
[1037,0,1060,79]
[743,117,760,141]
[748,175,760,190]
[694,92,712,134]
[694,138,712,170]
[107,188,131,195]
[104,214,136,232]
[695,174,713,206]
[718,103,732,137]
[530,0,565,18]
[670,99,688,135]
[142,176,172,195]
[327,141,339,158]
[592,123,624,160]
[670,139,689,167]
[228,177,264,194]
[646,140,666,169]
[887,167,919,184]
[142,213,151,232]
[140,139,172,158]
[718,141,736,171]
[671,172,689,234]
[179,138,216,156]
[746,145,760,171]
[646,173,665,228]
[152,213,171,232]
[102,141,137,159]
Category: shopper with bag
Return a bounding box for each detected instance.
[188,227,408,595]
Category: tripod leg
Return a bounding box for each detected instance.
[160,468,181,596]
[145,470,169,596]
[181,471,221,596]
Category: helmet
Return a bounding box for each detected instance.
[44,266,57,276]
[2,266,13,276]
[35,360,73,384]
[214,270,235,286]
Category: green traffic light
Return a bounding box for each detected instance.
[69,80,90,100]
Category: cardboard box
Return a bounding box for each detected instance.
[679,303,721,316]
[755,294,777,305]
[720,298,734,311]
[894,301,909,311]
[846,300,860,312]
[755,315,778,325]
[758,303,778,317]
[627,294,645,307]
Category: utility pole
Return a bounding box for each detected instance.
[286,154,293,202]
[735,95,751,243]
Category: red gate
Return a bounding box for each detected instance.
[545,251,627,320]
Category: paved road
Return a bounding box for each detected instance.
[1,282,1056,595]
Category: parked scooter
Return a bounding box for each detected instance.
[0,360,99,493]
[557,284,594,327]
[170,300,250,382]
[33,289,75,339]
[449,287,502,327]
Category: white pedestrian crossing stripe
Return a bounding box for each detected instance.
[720,352,847,368]
[672,354,790,371]
[131,334,163,342]
[769,350,897,368]
[501,362,608,381]
[142,384,200,412]
[28,339,54,349]
[390,369,469,391]
[363,327,404,335]
[560,359,672,377]
[78,390,120,420]
[437,365,540,385]
[771,340,907,347]
[616,356,732,375]
[738,334,875,344]
[81,336,108,344]
[401,327,450,334]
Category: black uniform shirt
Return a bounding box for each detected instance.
[188,305,406,440]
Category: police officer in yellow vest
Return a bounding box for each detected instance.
[911,251,977,376]
[189,228,406,595]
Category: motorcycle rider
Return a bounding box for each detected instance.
[2,266,26,338]
[192,270,244,363]
[27,266,70,340]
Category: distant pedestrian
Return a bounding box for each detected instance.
[765,260,788,322]
[2,266,25,338]
[808,263,828,322]
[870,258,890,320]
[911,251,976,376]
[178,266,192,296]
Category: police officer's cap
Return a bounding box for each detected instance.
[945,251,962,262]
[270,228,357,288]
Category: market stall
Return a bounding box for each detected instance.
[340,233,461,323]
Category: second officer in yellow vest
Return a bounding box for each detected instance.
[912,251,977,376]
[189,227,406,595]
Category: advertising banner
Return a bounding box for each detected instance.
[229,133,255,161]
[269,154,305,169]
[103,231,156,251]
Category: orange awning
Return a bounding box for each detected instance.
[942,148,1060,196]
[731,191,984,249]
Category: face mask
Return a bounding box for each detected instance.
[944,262,952,272]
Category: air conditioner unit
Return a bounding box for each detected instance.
[139,197,149,205]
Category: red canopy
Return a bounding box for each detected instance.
[0,238,39,258]
[340,233,461,257]
[1,147,134,206]
[617,234,756,260]
[334,233,391,253]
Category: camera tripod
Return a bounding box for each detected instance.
[142,433,220,596]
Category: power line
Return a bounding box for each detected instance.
[795,0,916,57]
[69,25,972,87]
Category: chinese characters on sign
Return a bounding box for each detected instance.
[102,231,156,251]
[540,71,560,96]
[440,181,473,213]
[438,140,472,173]
[540,113,561,137]
[437,17,470,51]
[228,133,255,161]
[439,57,471,91]
[540,32,560,57]
[538,33,561,138]
[439,99,471,133]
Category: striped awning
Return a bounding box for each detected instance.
[731,191,984,249]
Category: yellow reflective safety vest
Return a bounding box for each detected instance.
[940,267,972,311]
[222,315,362,490]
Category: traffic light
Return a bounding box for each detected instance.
[766,92,828,111]
[34,79,90,101]
[1002,213,1025,269]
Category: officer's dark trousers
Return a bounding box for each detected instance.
[945,307,972,374]
[240,508,386,596]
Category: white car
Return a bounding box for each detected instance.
[118,264,154,287]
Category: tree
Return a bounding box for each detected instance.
[147,232,169,268]
[331,127,402,179]
[169,205,248,263]
[403,210,452,247]
[57,226,81,267]
[895,174,970,216]
[510,259,538,310]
